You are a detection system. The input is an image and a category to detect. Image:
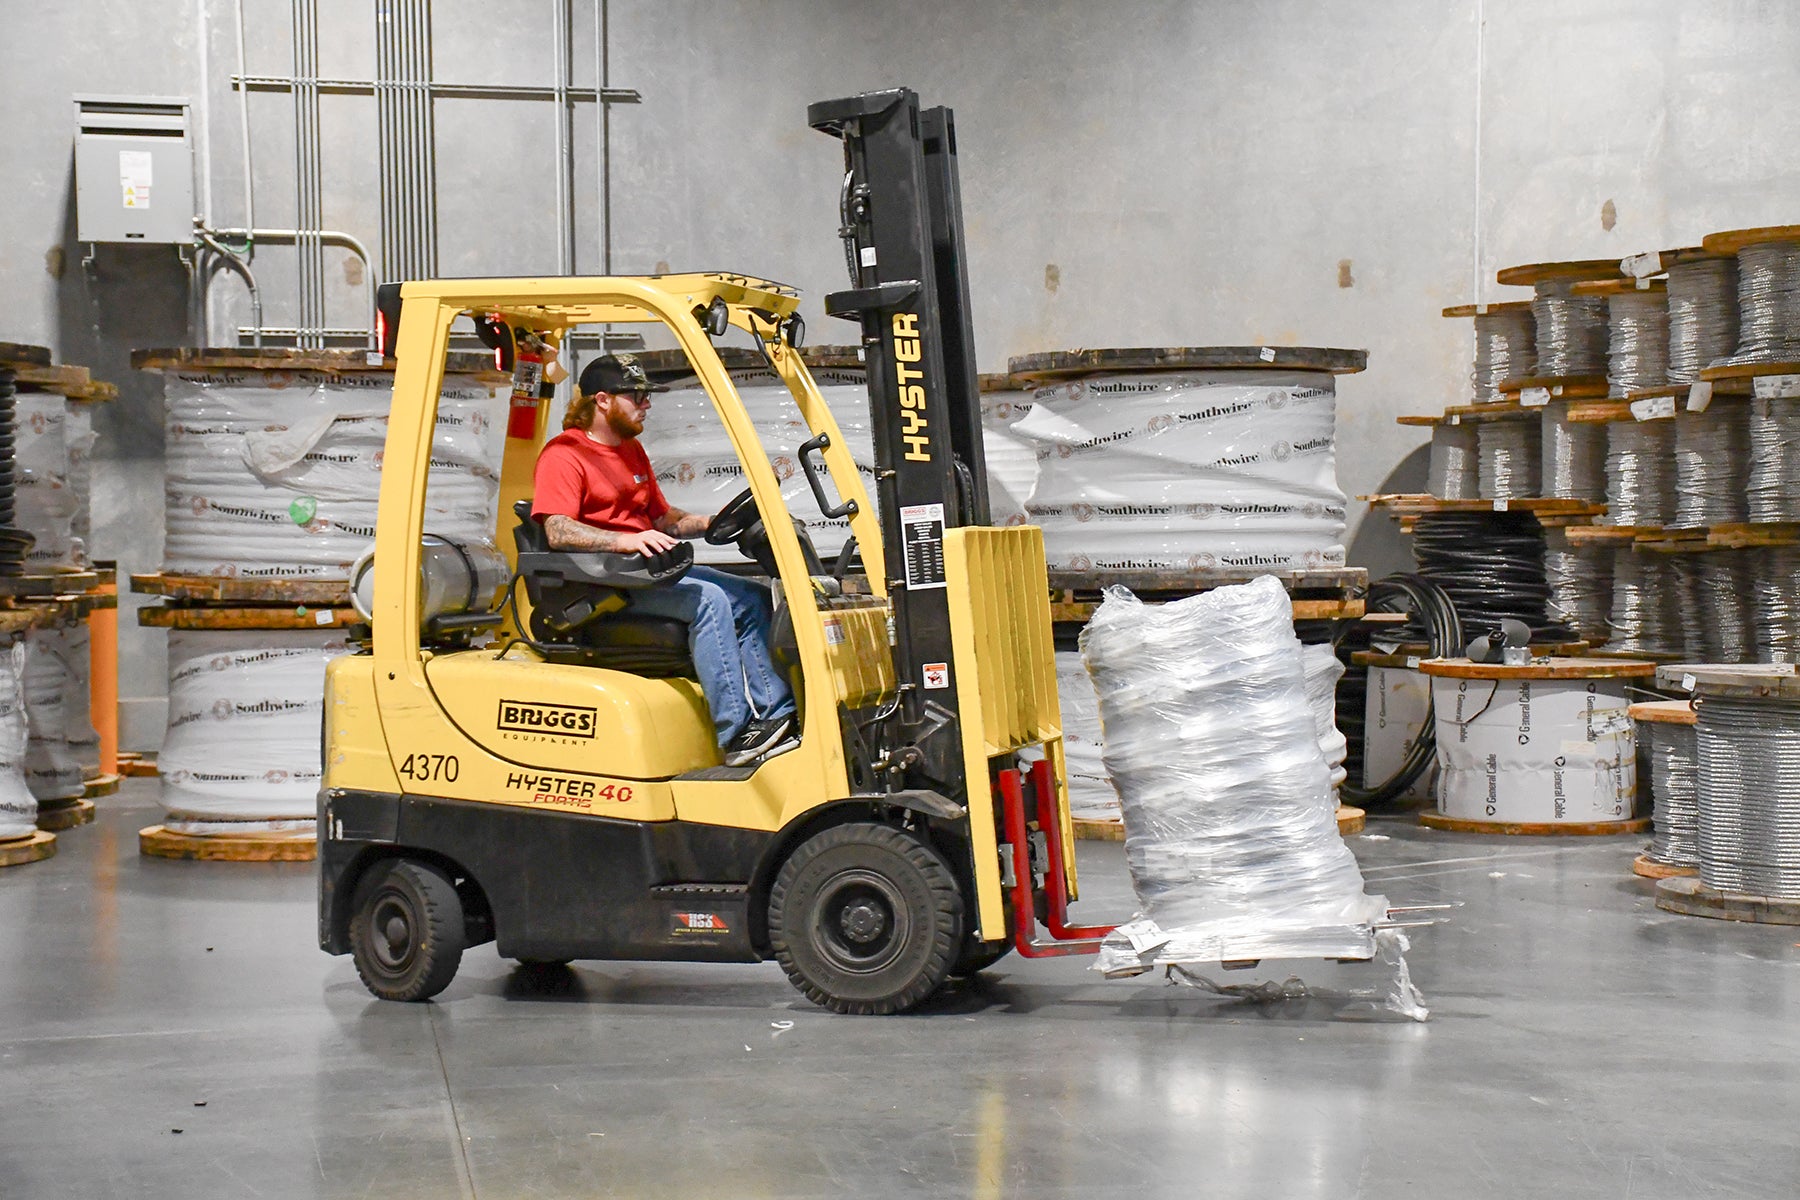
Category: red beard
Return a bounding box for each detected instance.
[604,403,644,439]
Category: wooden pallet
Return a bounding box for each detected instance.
[0,343,53,371]
[1655,874,1800,925]
[1007,345,1368,383]
[139,825,317,862]
[117,753,159,778]
[1047,566,1367,623]
[1496,375,1610,403]
[1708,522,1800,549]
[1366,494,1606,520]
[1420,813,1652,836]
[138,605,355,631]
[35,798,94,832]
[132,347,504,378]
[1076,805,1368,841]
[0,572,98,598]
[0,829,55,868]
[130,572,351,605]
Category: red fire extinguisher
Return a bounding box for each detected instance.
[507,330,547,440]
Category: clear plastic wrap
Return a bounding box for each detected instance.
[15,392,78,570]
[1079,577,1392,975]
[23,628,89,802]
[0,644,37,839]
[1013,372,1347,572]
[637,367,876,564]
[163,370,505,579]
[157,630,351,830]
[65,404,95,566]
[1302,642,1348,790]
[1054,649,1117,821]
[980,389,1039,528]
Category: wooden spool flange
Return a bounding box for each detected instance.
[1074,805,1368,841]
[1419,813,1652,836]
[83,773,122,799]
[139,825,317,862]
[1655,875,1800,925]
[1633,853,1698,880]
[35,798,94,832]
[0,829,56,868]
[1416,655,1655,681]
[1006,345,1368,383]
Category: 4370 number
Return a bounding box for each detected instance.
[398,752,459,783]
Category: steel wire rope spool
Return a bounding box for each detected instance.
[1646,719,1700,868]
[1606,547,1681,655]
[0,371,30,577]
[1752,546,1800,663]
[1729,240,1800,365]
[1531,279,1610,377]
[1746,397,1800,522]
[1541,407,1607,501]
[1427,423,1478,499]
[1666,256,1739,383]
[1471,307,1535,403]
[1667,556,1710,660]
[1542,525,1612,642]
[1674,404,1751,527]
[1603,289,1669,398]
[1476,420,1541,499]
[1603,420,1675,527]
[1409,510,1568,638]
[1336,573,1461,808]
[1689,554,1756,663]
[1695,695,1800,898]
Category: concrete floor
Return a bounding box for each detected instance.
[2,781,1797,1199]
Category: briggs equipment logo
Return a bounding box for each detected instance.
[497,700,597,739]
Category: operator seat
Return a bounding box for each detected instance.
[511,500,695,678]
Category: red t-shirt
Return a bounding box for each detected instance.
[531,430,670,533]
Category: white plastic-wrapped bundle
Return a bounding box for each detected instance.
[980,389,1039,528]
[1054,649,1117,821]
[157,630,351,832]
[65,404,95,565]
[638,367,876,564]
[1014,372,1347,571]
[1080,577,1388,973]
[162,370,506,579]
[1302,642,1348,790]
[23,628,90,802]
[0,645,35,839]
[15,392,78,570]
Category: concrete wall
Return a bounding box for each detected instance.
[3,0,1798,740]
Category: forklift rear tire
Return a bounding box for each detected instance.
[348,859,466,1002]
[767,822,963,1015]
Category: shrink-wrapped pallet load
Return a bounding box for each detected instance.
[0,645,40,840]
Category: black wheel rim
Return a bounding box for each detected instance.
[367,888,420,978]
[810,868,909,976]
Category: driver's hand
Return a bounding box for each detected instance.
[624,529,680,557]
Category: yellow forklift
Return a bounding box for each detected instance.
[318,89,1112,1013]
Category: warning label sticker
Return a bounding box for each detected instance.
[922,662,949,689]
[900,503,946,591]
[120,149,153,210]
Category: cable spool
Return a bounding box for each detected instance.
[1601,288,1669,397]
[1337,575,1462,808]
[1667,556,1712,661]
[1728,240,1800,364]
[1673,404,1750,527]
[1531,280,1610,377]
[1410,510,1566,638]
[1665,256,1738,382]
[1607,547,1681,655]
[1542,526,1612,642]
[1603,420,1675,527]
[1644,719,1699,868]
[1471,307,1535,403]
[1427,423,1478,499]
[1695,695,1800,898]
[1476,421,1541,499]
[0,373,31,577]
[1752,546,1800,663]
[1685,554,1757,663]
[1747,397,1800,522]
[1540,407,1607,500]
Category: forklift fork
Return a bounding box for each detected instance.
[998,759,1116,957]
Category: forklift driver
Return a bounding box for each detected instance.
[532,354,799,767]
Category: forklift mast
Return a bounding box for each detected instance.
[809,88,991,801]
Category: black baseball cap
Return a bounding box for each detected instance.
[578,353,670,398]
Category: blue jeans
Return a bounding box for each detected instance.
[624,565,796,749]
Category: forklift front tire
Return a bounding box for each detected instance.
[347,859,466,1002]
[768,822,963,1015]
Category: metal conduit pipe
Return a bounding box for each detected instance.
[194,227,264,348]
[205,227,380,349]
[233,0,256,260]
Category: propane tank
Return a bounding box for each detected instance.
[349,536,511,628]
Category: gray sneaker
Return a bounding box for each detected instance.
[722,714,797,767]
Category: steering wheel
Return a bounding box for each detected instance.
[704,486,762,546]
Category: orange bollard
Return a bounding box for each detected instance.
[88,561,119,776]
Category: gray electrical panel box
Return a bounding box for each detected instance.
[73,95,194,245]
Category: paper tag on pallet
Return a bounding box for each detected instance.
[1753,374,1800,400]
[1259,347,1277,362]
[1114,918,1170,955]
[1493,499,1509,511]
[1622,252,1661,279]
[1687,380,1714,412]
[1680,673,1697,692]
[1630,395,1676,421]
[1520,387,1551,407]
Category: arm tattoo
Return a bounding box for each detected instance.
[543,514,630,552]
[654,507,711,539]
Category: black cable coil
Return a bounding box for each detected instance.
[0,372,35,576]
[1408,510,1571,640]
[1336,574,1463,808]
